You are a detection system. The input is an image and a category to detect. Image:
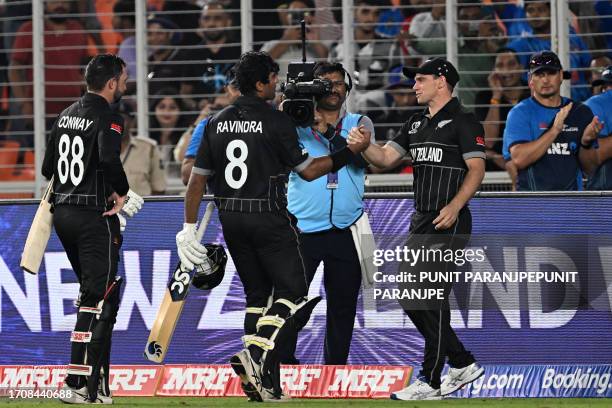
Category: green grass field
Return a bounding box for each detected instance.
[1,397,610,407]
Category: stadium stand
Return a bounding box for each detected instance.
[0,0,609,196]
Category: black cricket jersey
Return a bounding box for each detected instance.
[42,93,129,210]
[388,97,486,212]
[193,95,312,212]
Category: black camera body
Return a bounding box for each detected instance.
[280,62,332,127]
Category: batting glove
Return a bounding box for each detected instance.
[176,223,208,270]
[118,213,127,232]
[122,189,144,217]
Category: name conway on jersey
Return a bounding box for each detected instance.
[42,93,129,210]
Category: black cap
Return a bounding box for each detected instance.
[592,65,612,87]
[402,58,460,87]
[529,51,571,79]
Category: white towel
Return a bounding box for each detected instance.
[349,211,378,288]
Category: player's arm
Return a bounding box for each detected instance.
[185,120,214,223]
[434,115,486,230]
[41,121,57,180]
[275,116,369,181]
[510,103,572,170]
[181,119,208,185]
[177,128,211,269]
[99,113,129,197]
[348,124,405,169]
[185,172,207,224]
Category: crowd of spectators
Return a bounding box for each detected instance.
[0,0,609,190]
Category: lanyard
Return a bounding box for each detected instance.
[310,117,344,152]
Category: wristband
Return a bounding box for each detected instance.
[580,140,594,149]
[330,147,354,172]
[490,98,501,105]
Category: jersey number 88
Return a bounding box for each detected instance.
[57,134,84,186]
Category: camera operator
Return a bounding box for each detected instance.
[284,62,375,365]
[262,0,329,77]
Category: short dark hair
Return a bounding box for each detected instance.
[85,54,126,92]
[313,61,345,78]
[233,51,279,95]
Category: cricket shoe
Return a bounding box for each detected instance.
[230,349,264,402]
[441,362,484,396]
[261,386,291,403]
[58,384,113,404]
[390,377,442,400]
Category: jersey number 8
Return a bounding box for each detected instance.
[57,134,84,186]
[225,139,248,189]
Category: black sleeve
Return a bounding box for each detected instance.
[457,112,487,161]
[193,118,215,176]
[273,113,312,173]
[41,120,57,180]
[98,113,129,196]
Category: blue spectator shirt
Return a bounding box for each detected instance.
[584,90,612,189]
[185,117,209,159]
[507,36,592,101]
[503,97,594,191]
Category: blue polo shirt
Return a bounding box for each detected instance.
[288,113,365,233]
[503,97,594,191]
[185,117,209,159]
[585,90,612,189]
[507,36,592,101]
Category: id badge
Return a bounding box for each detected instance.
[327,172,338,189]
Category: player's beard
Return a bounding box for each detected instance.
[113,88,123,104]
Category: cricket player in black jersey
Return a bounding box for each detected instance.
[349,58,486,400]
[179,51,369,402]
[41,54,143,404]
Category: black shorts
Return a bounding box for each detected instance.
[218,209,308,308]
[53,205,122,307]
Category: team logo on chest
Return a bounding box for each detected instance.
[410,146,443,162]
[408,121,422,134]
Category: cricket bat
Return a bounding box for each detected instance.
[20,178,54,275]
[144,202,215,363]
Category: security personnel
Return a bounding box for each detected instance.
[502,51,602,190]
[285,62,374,365]
[177,51,369,402]
[41,54,143,404]
[349,58,485,400]
[118,103,166,195]
[585,66,612,189]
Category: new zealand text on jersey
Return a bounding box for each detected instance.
[216,120,263,134]
[410,146,443,163]
[57,115,94,132]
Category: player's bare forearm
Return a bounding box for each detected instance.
[181,158,195,186]
[298,156,333,181]
[449,158,485,211]
[184,173,207,223]
[510,128,559,170]
[361,143,402,169]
